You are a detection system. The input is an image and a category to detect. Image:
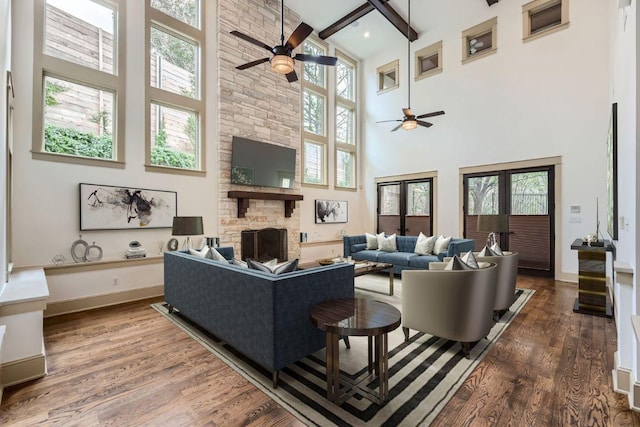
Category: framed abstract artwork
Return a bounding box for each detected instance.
[79,183,177,230]
[315,200,348,224]
[606,103,618,240]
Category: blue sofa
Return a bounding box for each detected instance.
[163,248,354,387]
[343,235,475,274]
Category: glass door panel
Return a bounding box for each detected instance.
[405,181,431,236]
[465,175,500,250]
[378,183,401,235]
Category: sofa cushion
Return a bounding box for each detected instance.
[414,232,436,255]
[352,250,379,262]
[377,251,414,266]
[434,235,452,255]
[407,254,440,268]
[378,233,398,252]
[395,235,418,253]
[351,243,367,253]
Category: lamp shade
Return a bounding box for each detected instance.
[477,214,509,233]
[172,216,204,236]
[271,55,295,74]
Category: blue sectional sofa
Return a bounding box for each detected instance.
[163,248,354,387]
[343,235,475,274]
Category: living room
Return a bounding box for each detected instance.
[0,0,639,424]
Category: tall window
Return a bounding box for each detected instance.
[32,0,126,166]
[302,38,328,186]
[146,0,205,174]
[335,51,357,189]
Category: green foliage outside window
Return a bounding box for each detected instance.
[44,124,113,159]
[151,121,196,169]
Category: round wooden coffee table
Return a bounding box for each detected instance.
[310,298,401,405]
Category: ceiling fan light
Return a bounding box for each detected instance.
[271,54,295,74]
[402,119,417,130]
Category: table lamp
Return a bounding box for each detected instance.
[172,216,204,250]
[477,214,509,247]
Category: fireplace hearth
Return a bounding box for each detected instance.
[241,228,288,262]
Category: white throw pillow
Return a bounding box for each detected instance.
[414,232,437,255]
[378,234,398,252]
[433,235,452,255]
[365,232,383,250]
[233,258,248,268]
[490,242,504,256]
[460,251,479,269]
[444,255,472,270]
[189,246,210,258]
[209,247,228,263]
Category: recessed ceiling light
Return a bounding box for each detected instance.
[351,21,360,28]
[364,31,370,38]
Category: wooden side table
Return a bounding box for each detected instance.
[570,238,613,318]
[309,298,401,405]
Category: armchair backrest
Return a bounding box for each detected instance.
[401,264,497,343]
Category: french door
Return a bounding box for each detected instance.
[463,166,555,277]
[377,179,433,236]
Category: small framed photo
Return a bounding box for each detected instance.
[315,200,348,224]
[80,183,177,230]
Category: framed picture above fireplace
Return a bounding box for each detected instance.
[315,200,348,224]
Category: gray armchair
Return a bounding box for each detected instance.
[401,264,498,357]
[475,252,519,319]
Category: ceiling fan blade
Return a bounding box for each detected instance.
[416,110,445,119]
[294,54,338,66]
[230,30,273,52]
[286,22,313,49]
[286,70,298,82]
[402,108,413,117]
[376,119,402,123]
[236,57,270,70]
[417,121,433,128]
[391,123,403,132]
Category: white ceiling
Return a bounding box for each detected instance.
[285,0,451,59]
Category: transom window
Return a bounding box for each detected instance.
[522,0,569,42]
[461,17,498,64]
[415,41,443,81]
[377,59,399,94]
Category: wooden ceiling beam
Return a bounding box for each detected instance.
[319,0,418,42]
[367,0,418,41]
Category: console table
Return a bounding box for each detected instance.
[309,298,401,405]
[570,238,613,318]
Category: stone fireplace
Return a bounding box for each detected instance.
[241,228,288,262]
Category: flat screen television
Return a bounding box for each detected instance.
[231,136,296,189]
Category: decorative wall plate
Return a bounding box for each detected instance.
[168,238,179,251]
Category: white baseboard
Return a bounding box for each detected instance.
[44,285,164,317]
[2,353,46,387]
[613,351,632,394]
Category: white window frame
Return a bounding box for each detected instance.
[302,37,329,188]
[522,0,569,43]
[415,41,443,81]
[335,50,357,191]
[461,17,498,65]
[377,59,399,94]
[32,0,126,167]
[145,0,205,176]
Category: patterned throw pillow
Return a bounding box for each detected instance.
[246,258,274,273]
[233,258,248,268]
[272,258,299,274]
[247,258,298,275]
[209,247,228,262]
[377,233,398,252]
[460,251,479,269]
[478,244,504,257]
[444,255,472,270]
[490,242,504,256]
[365,232,384,249]
[414,232,437,255]
[433,235,452,255]
[189,246,210,259]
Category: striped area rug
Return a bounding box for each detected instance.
[152,275,533,426]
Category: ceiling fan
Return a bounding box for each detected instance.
[377,0,445,131]
[469,38,484,55]
[230,0,338,83]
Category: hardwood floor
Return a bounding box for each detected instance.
[1,276,638,426]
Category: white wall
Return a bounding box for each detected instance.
[361,0,610,278]
[0,0,10,286]
[10,0,219,303]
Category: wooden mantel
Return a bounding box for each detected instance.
[228,191,304,218]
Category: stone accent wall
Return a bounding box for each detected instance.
[218,0,302,261]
